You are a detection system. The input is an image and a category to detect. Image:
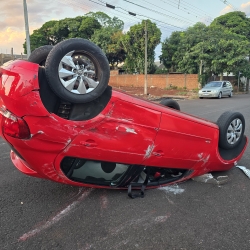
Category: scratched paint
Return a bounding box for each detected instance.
[125,127,137,134]
[158,184,185,195]
[144,144,155,159]
[19,188,92,241]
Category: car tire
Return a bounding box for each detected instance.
[217,92,222,99]
[45,38,110,103]
[229,91,233,98]
[199,97,203,99]
[159,99,180,111]
[217,111,245,149]
[28,45,53,66]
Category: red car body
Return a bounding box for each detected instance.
[0,60,248,190]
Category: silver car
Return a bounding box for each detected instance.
[198,81,233,99]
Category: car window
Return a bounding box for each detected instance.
[223,82,227,87]
[226,82,232,88]
[205,82,222,87]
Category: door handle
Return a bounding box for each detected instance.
[153,150,164,157]
[80,139,97,147]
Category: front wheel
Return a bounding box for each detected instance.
[217,92,222,99]
[159,99,180,111]
[45,38,110,103]
[217,111,245,149]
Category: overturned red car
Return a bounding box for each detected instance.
[0,38,248,197]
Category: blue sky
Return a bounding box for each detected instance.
[1,0,250,59]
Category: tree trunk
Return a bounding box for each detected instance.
[220,72,223,80]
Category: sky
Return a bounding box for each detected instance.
[1,0,250,59]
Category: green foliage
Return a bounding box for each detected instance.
[160,12,250,79]
[23,12,123,57]
[86,12,124,30]
[160,31,183,71]
[23,20,58,53]
[92,29,126,68]
[154,67,168,74]
[210,11,250,40]
[122,19,161,74]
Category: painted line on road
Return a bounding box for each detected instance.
[19,188,93,242]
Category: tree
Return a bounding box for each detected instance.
[160,31,183,72]
[122,20,161,73]
[89,14,125,67]
[210,11,250,40]
[160,22,208,73]
[86,12,124,30]
[91,28,126,68]
[190,27,250,79]
[23,20,58,53]
[23,12,120,54]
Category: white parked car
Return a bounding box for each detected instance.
[199,81,233,99]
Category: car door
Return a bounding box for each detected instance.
[226,82,232,94]
[63,99,161,165]
[222,81,227,96]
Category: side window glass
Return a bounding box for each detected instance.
[223,82,227,87]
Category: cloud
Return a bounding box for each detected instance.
[0,28,26,54]
[0,0,89,54]
[220,5,234,15]
[220,1,250,16]
[240,1,250,15]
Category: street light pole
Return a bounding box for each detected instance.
[23,0,31,57]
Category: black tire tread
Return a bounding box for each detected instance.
[28,45,53,66]
[159,99,180,111]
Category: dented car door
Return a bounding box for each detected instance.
[64,99,161,165]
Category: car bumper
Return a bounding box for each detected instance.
[199,93,219,98]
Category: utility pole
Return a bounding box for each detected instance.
[23,0,31,57]
[144,20,148,95]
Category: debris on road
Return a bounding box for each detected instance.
[192,173,229,185]
[236,165,250,179]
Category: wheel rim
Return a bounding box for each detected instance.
[227,118,243,145]
[58,51,99,95]
[218,92,222,98]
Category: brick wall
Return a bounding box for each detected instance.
[109,73,199,90]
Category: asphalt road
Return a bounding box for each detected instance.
[1,94,250,250]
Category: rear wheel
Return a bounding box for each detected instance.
[229,91,233,97]
[217,111,245,149]
[28,45,53,66]
[159,99,180,111]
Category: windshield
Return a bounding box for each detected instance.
[205,82,222,87]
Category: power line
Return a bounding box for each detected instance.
[121,0,195,25]
[54,0,189,39]
[158,0,214,23]
[218,0,239,11]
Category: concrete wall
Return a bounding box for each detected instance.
[109,73,199,90]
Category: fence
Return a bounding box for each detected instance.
[0,53,27,66]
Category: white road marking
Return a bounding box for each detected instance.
[19,188,93,241]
